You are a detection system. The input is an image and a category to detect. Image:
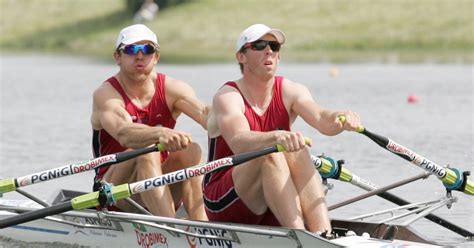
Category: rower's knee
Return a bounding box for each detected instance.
[176,142,202,166]
[284,147,310,163]
[135,153,162,171]
[187,142,202,159]
[260,153,289,172]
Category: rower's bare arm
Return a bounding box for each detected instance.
[213,87,305,153]
[93,85,151,147]
[285,81,343,136]
[167,77,210,130]
[93,84,190,150]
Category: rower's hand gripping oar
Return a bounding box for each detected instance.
[0,144,166,194]
[338,116,473,196]
[0,138,311,229]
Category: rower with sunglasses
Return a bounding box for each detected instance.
[204,24,361,233]
[91,24,209,220]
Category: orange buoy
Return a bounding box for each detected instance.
[408,94,419,103]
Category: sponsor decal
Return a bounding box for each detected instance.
[134,224,168,248]
[26,166,72,185]
[74,229,89,236]
[142,170,186,190]
[185,227,232,248]
[71,155,116,174]
[386,141,415,160]
[132,183,145,194]
[187,158,233,178]
[132,159,232,194]
[413,156,446,177]
[17,155,116,186]
[74,229,119,238]
[413,156,424,166]
[84,217,115,227]
[387,141,446,178]
[18,176,31,187]
[69,216,122,236]
[311,156,323,168]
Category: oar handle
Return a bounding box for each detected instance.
[337,115,365,132]
[276,137,312,152]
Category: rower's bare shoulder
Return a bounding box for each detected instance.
[214,82,241,98]
[164,75,195,97]
[281,78,310,99]
[165,75,191,89]
[93,81,119,100]
[214,85,241,104]
[93,82,124,112]
[282,78,308,91]
[213,86,245,117]
[91,82,111,129]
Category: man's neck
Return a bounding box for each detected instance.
[238,74,274,110]
[116,71,156,101]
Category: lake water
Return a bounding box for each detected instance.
[0,55,472,247]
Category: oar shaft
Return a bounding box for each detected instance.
[0,144,164,193]
[361,129,447,178]
[0,202,72,228]
[0,140,303,229]
[328,172,429,211]
[337,115,473,195]
[73,142,308,210]
[360,128,473,195]
[127,146,281,196]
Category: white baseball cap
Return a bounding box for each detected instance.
[235,24,286,52]
[115,24,159,49]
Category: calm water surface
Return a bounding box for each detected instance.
[0,55,472,247]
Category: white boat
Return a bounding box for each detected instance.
[0,189,443,247]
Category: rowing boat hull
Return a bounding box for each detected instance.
[0,199,441,248]
[0,217,440,248]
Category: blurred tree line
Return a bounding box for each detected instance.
[126,0,191,13]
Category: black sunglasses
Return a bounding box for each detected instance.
[119,44,158,55]
[244,40,281,52]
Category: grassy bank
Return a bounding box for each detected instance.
[1,0,472,63]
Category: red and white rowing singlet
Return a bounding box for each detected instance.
[203,76,290,225]
[92,73,176,182]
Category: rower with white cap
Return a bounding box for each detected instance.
[204,23,361,233]
[91,24,209,220]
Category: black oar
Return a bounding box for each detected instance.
[338,116,473,195]
[312,154,474,238]
[0,144,165,194]
[0,140,309,229]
